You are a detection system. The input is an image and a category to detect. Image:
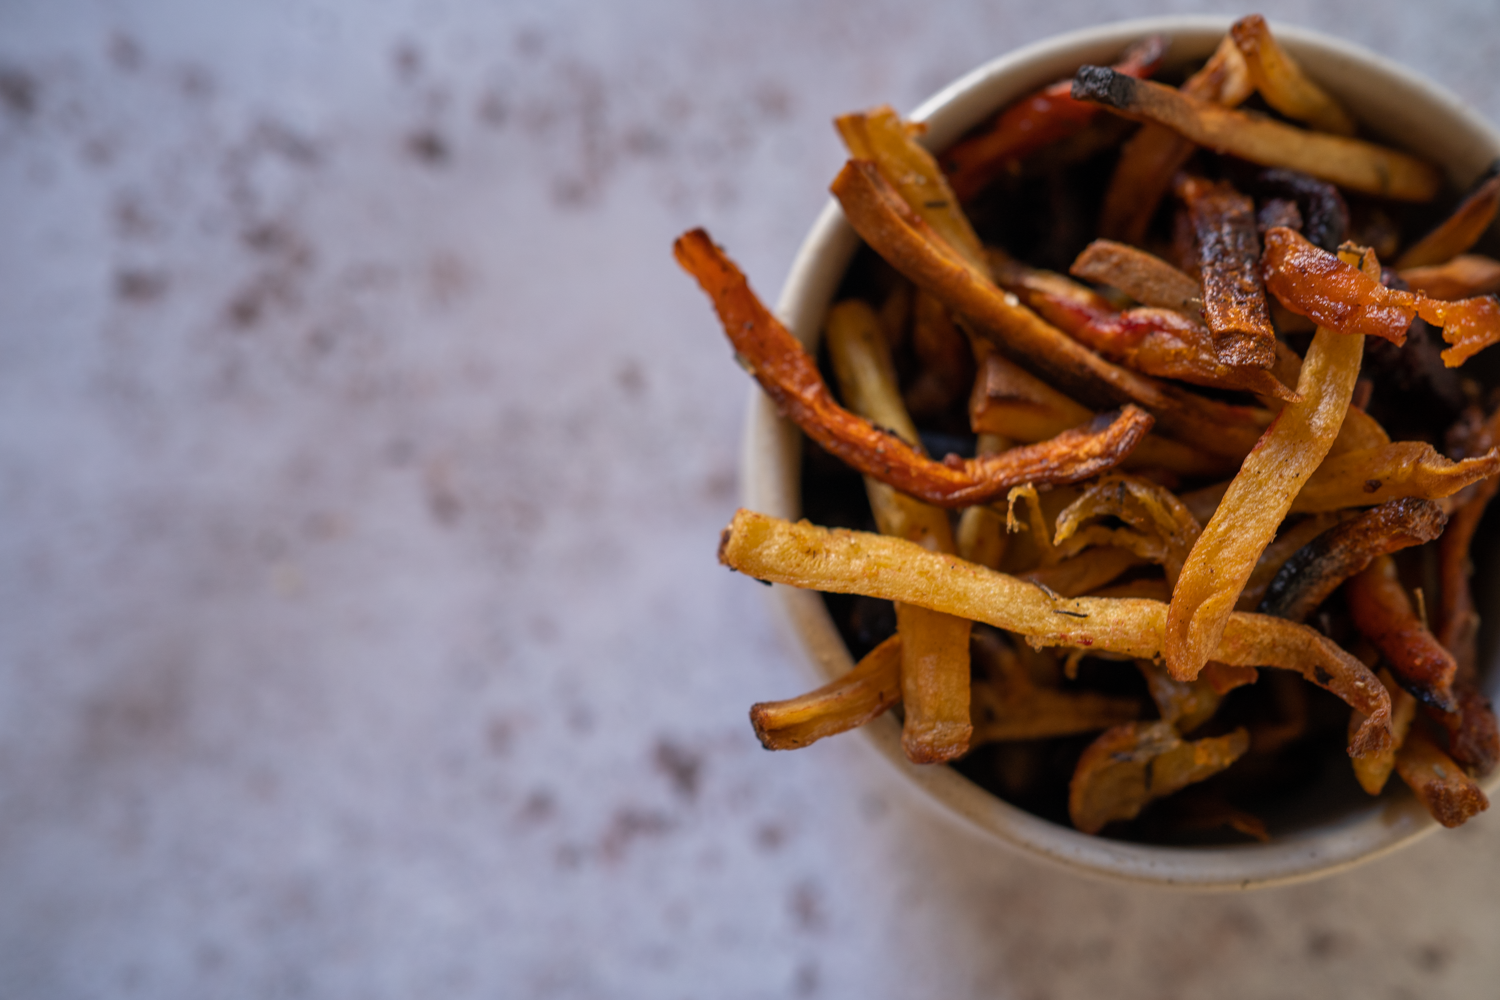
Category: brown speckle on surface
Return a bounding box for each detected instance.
[0,67,37,116]
[653,739,702,801]
[405,128,449,165]
[114,269,168,303]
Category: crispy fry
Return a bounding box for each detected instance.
[1429,683,1500,776]
[1176,175,1277,368]
[1229,15,1356,136]
[1395,163,1500,270]
[719,510,1393,755]
[1251,169,1349,251]
[1437,406,1500,665]
[1069,239,1203,317]
[1069,722,1250,834]
[1053,475,1201,586]
[1401,255,1500,300]
[675,228,1154,506]
[1203,661,1260,695]
[1237,513,1357,611]
[1021,546,1145,598]
[941,35,1168,202]
[1347,556,1458,711]
[1138,660,1223,733]
[1099,35,1255,245]
[1291,441,1500,513]
[831,160,1273,459]
[1167,249,1367,683]
[1258,498,1448,623]
[1395,725,1490,827]
[1072,68,1442,201]
[969,632,1140,743]
[1327,402,1391,456]
[1351,669,1419,795]
[825,299,974,762]
[750,634,903,750]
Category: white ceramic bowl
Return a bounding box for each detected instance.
[741,14,1500,889]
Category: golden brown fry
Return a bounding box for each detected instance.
[1167,250,1367,683]
[1053,475,1201,586]
[1395,165,1500,270]
[1395,725,1490,827]
[1100,35,1254,245]
[1291,441,1500,513]
[1021,546,1145,598]
[750,634,903,750]
[1400,255,1500,300]
[1328,402,1391,456]
[1072,68,1442,201]
[1351,669,1419,795]
[1070,239,1203,317]
[969,632,1140,743]
[1347,556,1458,711]
[1176,175,1277,368]
[1069,722,1250,834]
[904,290,974,418]
[831,160,1272,459]
[719,510,1393,755]
[825,300,974,762]
[675,228,1154,506]
[955,436,1010,570]
[1202,661,1260,695]
[1138,660,1223,733]
[1090,577,1172,601]
[1229,15,1356,136]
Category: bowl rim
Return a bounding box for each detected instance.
[740,14,1500,889]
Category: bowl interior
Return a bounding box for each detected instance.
[742,16,1500,888]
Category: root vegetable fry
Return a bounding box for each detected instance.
[1395,163,1500,270]
[970,633,1140,744]
[1401,255,1500,300]
[1138,660,1224,733]
[1176,175,1277,368]
[1229,15,1356,136]
[1021,547,1145,598]
[1237,512,1358,611]
[1166,248,1369,683]
[1072,68,1441,201]
[750,634,902,750]
[905,290,974,418]
[1068,722,1250,834]
[1070,239,1203,317]
[1395,726,1490,827]
[1430,684,1500,776]
[826,299,973,762]
[1053,475,1201,586]
[1291,441,1500,513]
[1351,669,1419,795]
[1250,169,1350,252]
[674,228,1154,506]
[830,160,1271,459]
[956,434,1011,571]
[719,509,1392,756]
[1347,556,1458,711]
[1258,499,1448,623]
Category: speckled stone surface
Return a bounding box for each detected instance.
[3,1,1500,997]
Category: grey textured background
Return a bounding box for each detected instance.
[2,1,1499,997]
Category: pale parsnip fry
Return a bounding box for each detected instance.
[1401,255,1500,300]
[1395,164,1500,270]
[1069,722,1250,834]
[1166,248,1369,683]
[1347,555,1458,711]
[1328,402,1391,456]
[1395,726,1491,827]
[719,510,1392,755]
[675,228,1154,506]
[1069,239,1202,318]
[1053,474,1201,586]
[1176,175,1277,368]
[1138,660,1224,733]
[1229,15,1356,135]
[1351,669,1419,795]
[750,634,902,750]
[1072,68,1442,201]
[1291,441,1500,513]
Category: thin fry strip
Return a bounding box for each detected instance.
[1100,35,1254,245]
[1071,68,1442,202]
[826,300,973,762]
[1069,722,1250,834]
[1166,248,1369,683]
[1176,175,1277,368]
[674,228,1154,506]
[1352,669,1419,795]
[1229,15,1356,135]
[955,433,1010,570]
[831,160,1271,459]
[1395,164,1500,270]
[1258,498,1448,623]
[1053,475,1201,586]
[1347,556,1458,711]
[718,510,1392,755]
[941,35,1168,202]
[1395,726,1490,827]
[750,634,902,750]
[1070,239,1203,317]
[1401,255,1500,300]
[1291,441,1500,513]
[1237,513,1358,611]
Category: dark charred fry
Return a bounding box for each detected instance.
[1229,15,1356,136]
[941,35,1168,202]
[1395,161,1500,270]
[1072,68,1442,201]
[1237,513,1357,611]
[674,228,1154,506]
[1347,555,1458,711]
[1429,684,1500,776]
[831,160,1272,458]
[1069,721,1250,834]
[1395,725,1490,827]
[1176,175,1277,367]
[1069,239,1203,317]
[1251,168,1349,252]
[1257,198,1302,237]
[750,634,902,750]
[1401,255,1500,300]
[1099,36,1255,245]
[1258,498,1448,624]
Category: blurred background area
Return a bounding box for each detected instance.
[2,1,1498,996]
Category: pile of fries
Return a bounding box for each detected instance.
[677,16,1500,839]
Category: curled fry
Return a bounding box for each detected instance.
[1068,722,1249,834]
[1053,475,1201,586]
[1229,15,1356,136]
[1292,441,1500,513]
[1395,726,1490,828]
[1346,556,1458,711]
[674,228,1154,506]
[1176,175,1277,368]
[1400,255,1500,300]
[750,634,902,750]
[1395,162,1500,270]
